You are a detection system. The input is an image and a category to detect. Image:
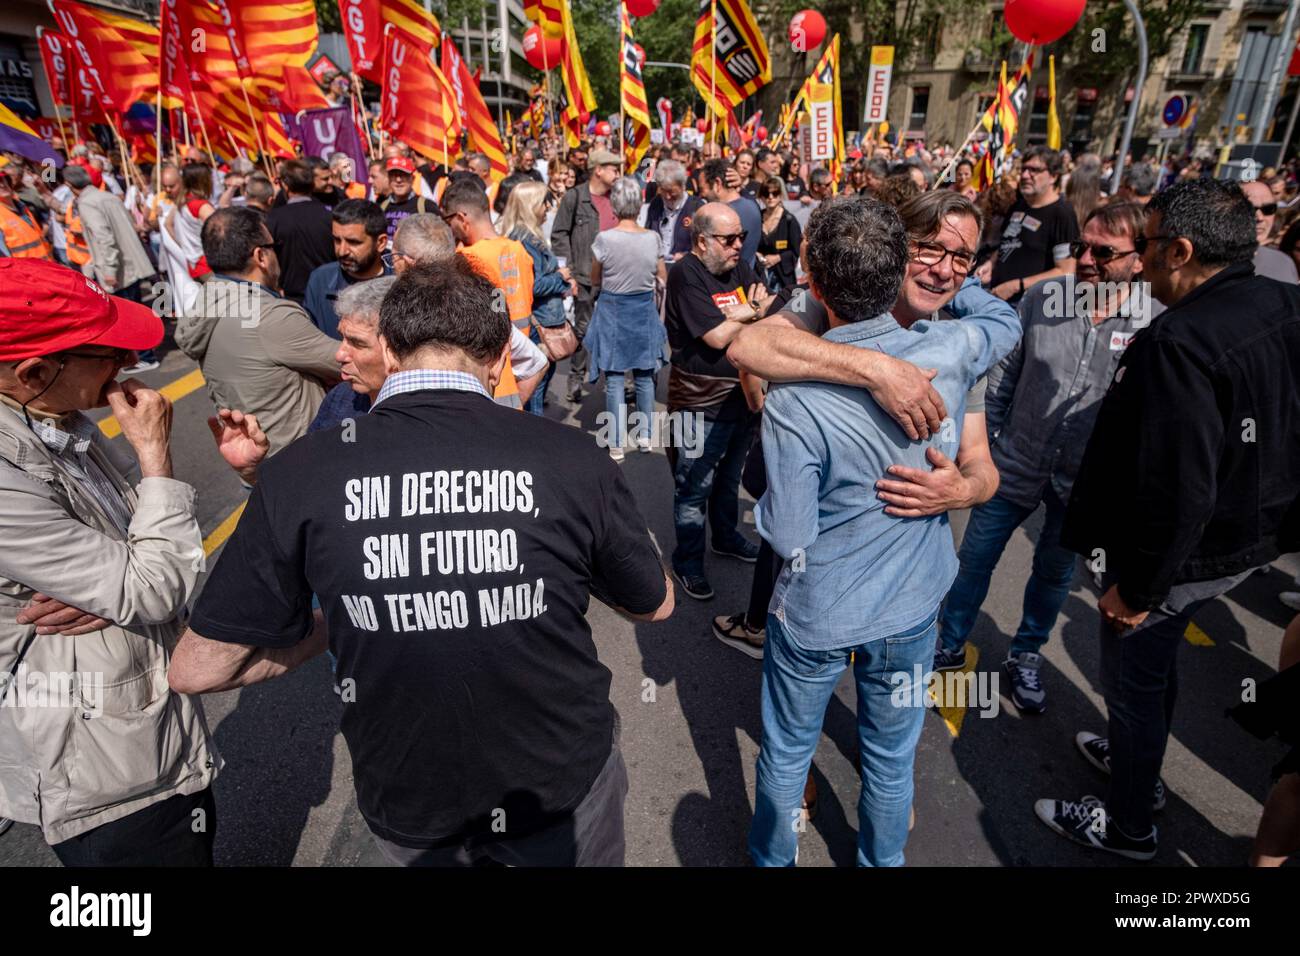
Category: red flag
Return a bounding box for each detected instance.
[35,28,74,109]
[441,36,508,181]
[281,65,331,113]
[49,0,158,114]
[158,0,190,110]
[382,24,460,165]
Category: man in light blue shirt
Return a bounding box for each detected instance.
[748,195,1020,867]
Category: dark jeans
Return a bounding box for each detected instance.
[525,324,556,416]
[669,410,755,577]
[566,285,595,398]
[746,539,782,629]
[372,744,628,867]
[1099,569,1255,837]
[51,787,216,867]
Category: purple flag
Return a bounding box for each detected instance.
[299,106,368,184]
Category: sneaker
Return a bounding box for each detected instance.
[1280,591,1300,611]
[120,359,160,375]
[933,642,968,672]
[710,537,760,563]
[1002,652,1047,714]
[566,389,585,404]
[609,445,625,463]
[1034,795,1157,861]
[712,612,765,659]
[0,817,12,837]
[636,436,652,454]
[1075,732,1167,811]
[673,570,714,601]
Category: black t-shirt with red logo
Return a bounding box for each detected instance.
[664,252,761,380]
[190,388,666,848]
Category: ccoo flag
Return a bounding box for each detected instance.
[690,0,770,121]
[620,3,651,171]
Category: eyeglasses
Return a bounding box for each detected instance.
[708,231,747,247]
[909,240,976,274]
[1021,164,1049,176]
[1133,233,1176,254]
[256,241,282,257]
[1067,240,1137,262]
[57,348,132,365]
[1254,201,1279,216]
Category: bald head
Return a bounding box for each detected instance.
[691,202,743,274]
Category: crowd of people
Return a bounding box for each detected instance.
[1,125,1298,869]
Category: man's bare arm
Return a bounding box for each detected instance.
[728,314,947,440]
[169,609,328,694]
[875,412,999,516]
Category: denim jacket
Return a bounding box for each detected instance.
[512,228,569,327]
[755,278,1021,650]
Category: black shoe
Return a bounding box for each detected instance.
[712,613,764,659]
[710,538,760,563]
[673,570,715,600]
[1075,732,1167,811]
[1002,652,1047,714]
[566,389,585,404]
[1034,795,1157,861]
[933,642,968,672]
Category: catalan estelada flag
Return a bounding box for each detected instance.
[49,0,158,114]
[383,24,460,166]
[442,34,508,179]
[620,4,651,172]
[0,101,63,166]
[691,0,770,122]
[972,61,1017,193]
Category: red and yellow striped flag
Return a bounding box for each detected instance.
[336,0,437,84]
[971,61,1018,193]
[49,0,158,114]
[691,0,770,122]
[383,24,460,166]
[442,35,508,180]
[557,0,597,147]
[620,4,650,172]
[523,0,564,38]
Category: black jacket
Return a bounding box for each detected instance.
[1062,262,1300,609]
[644,192,704,259]
[550,182,599,285]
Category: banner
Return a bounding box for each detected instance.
[690,0,771,120]
[441,36,507,179]
[620,4,651,171]
[35,28,73,109]
[383,24,460,166]
[863,45,893,125]
[300,105,368,176]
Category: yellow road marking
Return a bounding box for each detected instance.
[202,501,246,557]
[1184,621,1215,646]
[98,369,206,439]
[929,642,980,738]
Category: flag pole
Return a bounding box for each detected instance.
[189,91,215,162]
[236,79,274,178]
[154,88,163,196]
[350,72,378,161]
[618,4,625,170]
[708,0,718,140]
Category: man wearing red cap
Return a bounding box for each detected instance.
[0,258,221,865]
[379,155,439,242]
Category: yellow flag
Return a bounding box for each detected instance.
[1047,55,1062,150]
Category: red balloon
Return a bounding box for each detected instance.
[788,10,827,53]
[595,121,612,136]
[626,0,660,16]
[756,125,768,141]
[522,25,562,71]
[695,118,708,133]
[1004,0,1087,45]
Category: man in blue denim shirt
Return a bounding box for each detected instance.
[749,196,1020,867]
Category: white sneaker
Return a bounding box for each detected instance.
[1279,591,1300,611]
[120,359,160,375]
[609,445,625,462]
[636,436,652,454]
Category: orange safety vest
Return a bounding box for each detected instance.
[64,203,91,267]
[458,237,536,405]
[345,181,367,200]
[0,201,52,260]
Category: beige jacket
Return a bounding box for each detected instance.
[74,186,155,291]
[0,401,220,844]
[175,277,340,456]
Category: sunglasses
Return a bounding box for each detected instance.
[1254,201,1279,216]
[1133,233,1176,254]
[910,240,976,273]
[709,231,747,247]
[1067,240,1137,262]
[57,348,133,365]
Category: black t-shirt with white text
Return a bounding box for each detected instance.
[190,388,666,847]
[991,195,1080,289]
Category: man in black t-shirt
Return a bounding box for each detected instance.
[266,158,335,303]
[170,258,673,867]
[380,157,440,241]
[663,202,773,601]
[983,146,1079,304]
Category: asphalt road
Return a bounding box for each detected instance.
[2,341,1295,867]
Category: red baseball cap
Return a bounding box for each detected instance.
[386,156,416,175]
[0,259,163,361]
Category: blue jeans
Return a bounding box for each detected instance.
[602,369,656,444]
[750,611,937,867]
[938,487,1077,657]
[670,411,753,577]
[525,325,556,416]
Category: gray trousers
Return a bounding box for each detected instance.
[372,744,628,867]
[566,284,595,396]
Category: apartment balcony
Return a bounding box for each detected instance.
[963,49,999,73]
[1167,68,1214,84]
[1241,0,1287,14]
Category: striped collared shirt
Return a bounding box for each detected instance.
[373,369,491,408]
